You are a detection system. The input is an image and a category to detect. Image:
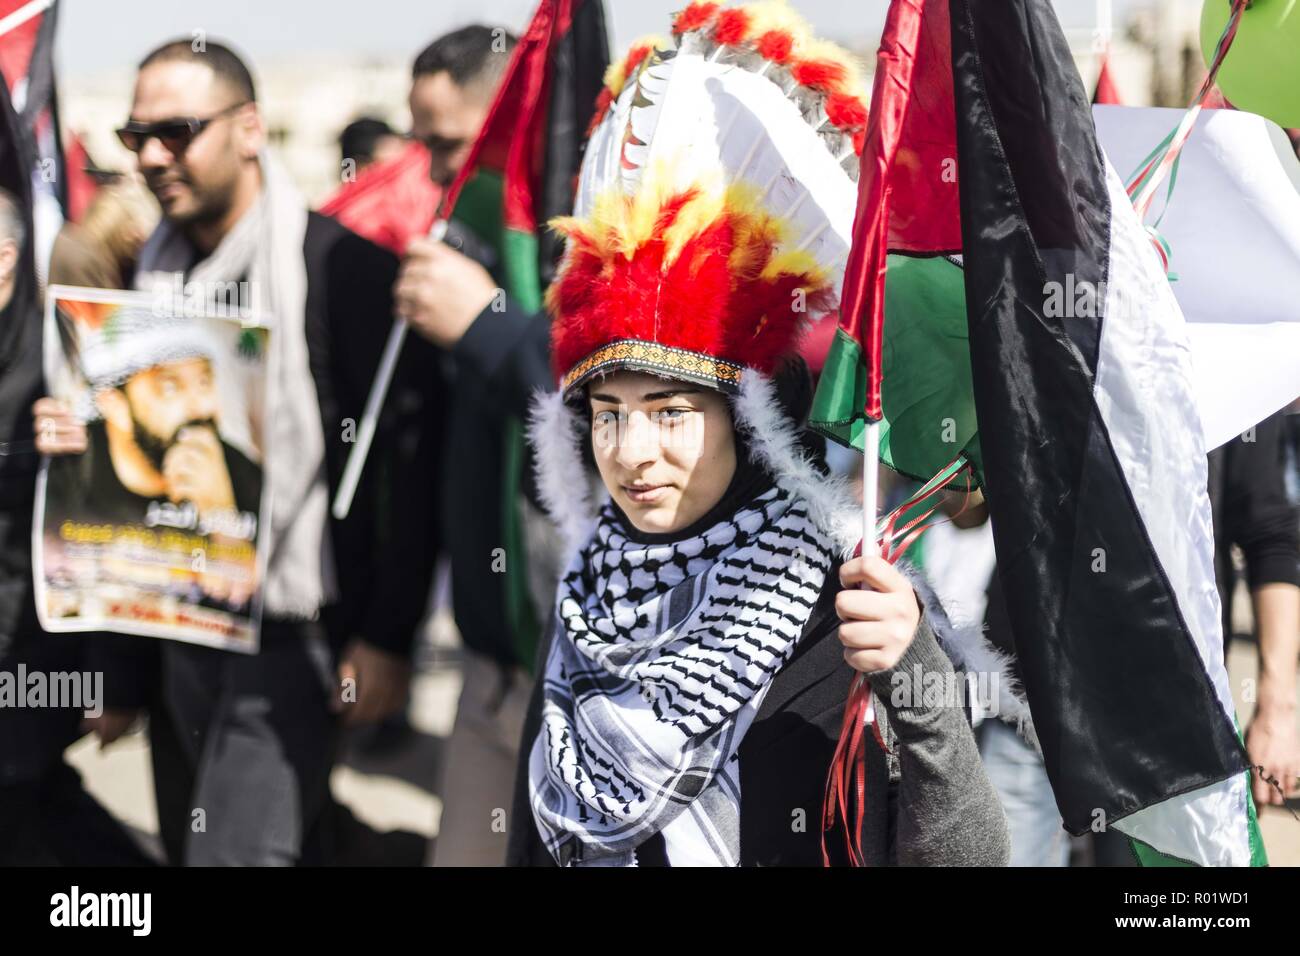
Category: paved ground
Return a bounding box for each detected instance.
[65,609,462,864]
[65,612,1299,867]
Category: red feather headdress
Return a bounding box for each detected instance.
[551,1,864,399]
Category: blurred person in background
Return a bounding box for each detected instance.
[338,116,405,173]
[1209,413,1300,809]
[980,566,1074,866]
[904,487,1069,867]
[394,23,563,867]
[49,176,159,290]
[1,181,152,865]
[33,38,442,865]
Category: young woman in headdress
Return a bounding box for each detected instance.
[507,1,1012,867]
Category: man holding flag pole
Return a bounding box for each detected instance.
[357,6,609,865]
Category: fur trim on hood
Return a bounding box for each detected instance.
[526,368,859,556]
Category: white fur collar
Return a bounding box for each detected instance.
[526,369,861,556]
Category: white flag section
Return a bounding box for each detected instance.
[1095,105,1300,451]
[1093,160,1251,866]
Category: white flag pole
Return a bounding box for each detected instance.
[860,418,880,722]
[862,419,880,557]
[0,0,52,41]
[331,219,448,520]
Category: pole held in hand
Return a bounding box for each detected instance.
[331,219,448,520]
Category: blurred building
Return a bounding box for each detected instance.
[56,1,1208,208]
[59,55,413,205]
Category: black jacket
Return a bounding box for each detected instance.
[1207,411,1300,644]
[438,265,554,670]
[302,212,443,657]
[0,279,41,664]
[507,563,1011,867]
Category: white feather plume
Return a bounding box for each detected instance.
[573,28,858,309]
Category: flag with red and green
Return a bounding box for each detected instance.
[438,0,609,670]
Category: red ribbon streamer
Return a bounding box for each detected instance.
[821,461,973,865]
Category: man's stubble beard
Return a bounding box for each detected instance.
[150,161,239,230]
[161,180,232,228]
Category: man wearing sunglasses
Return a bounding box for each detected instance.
[34,38,443,866]
[115,100,251,230]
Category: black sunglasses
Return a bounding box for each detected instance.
[115,101,249,155]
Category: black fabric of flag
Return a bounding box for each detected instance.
[949,0,1246,836]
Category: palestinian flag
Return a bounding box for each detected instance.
[439,0,609,668]
[814,0,1268,866]
[809,0,972,483]
[0,0,64,215]
[441,0,609,310]
[1092,52,1123,105]
[1094,103,1300,452]
[319,141,441,255]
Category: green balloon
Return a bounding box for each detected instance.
[1201,0,1300,127]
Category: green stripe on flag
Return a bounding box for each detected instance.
[811,255,983,486]
[501,227,543,313]
[452,168,546,673]
[1128,720,1269,866]
[809,325,870,450]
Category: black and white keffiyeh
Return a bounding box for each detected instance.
[528,482,835,867]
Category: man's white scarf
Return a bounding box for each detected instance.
[135,154,335,619]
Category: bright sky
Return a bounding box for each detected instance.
[54,0,1158,79]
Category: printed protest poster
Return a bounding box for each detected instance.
[34,286,270,652]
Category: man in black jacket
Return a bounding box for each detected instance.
[34,39,442,864]
[1209,413,1300,809]
[1,177,155,865]
[394,25,558,866]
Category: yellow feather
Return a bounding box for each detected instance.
[626,165,673,256]
[602,61,628,99]
[761,247,828,283]
[722,184,788,278]
[547,215,583,237]
[662,189,724,267]
[744,0,810,45]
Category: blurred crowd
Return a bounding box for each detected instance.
[0,19,1296,868]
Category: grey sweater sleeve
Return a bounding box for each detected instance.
[866,619,1011,866]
